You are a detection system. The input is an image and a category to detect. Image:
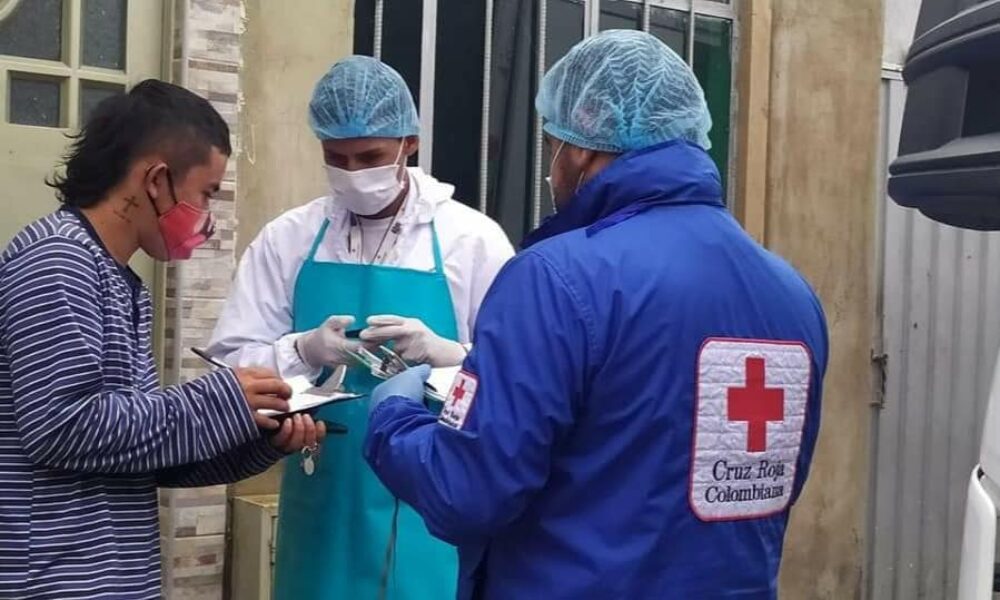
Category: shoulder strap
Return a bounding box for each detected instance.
[306,219,332,262]
[430,221,445,273]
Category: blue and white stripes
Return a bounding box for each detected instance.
[0,211,283,599]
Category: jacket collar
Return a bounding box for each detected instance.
[522,140,724,249]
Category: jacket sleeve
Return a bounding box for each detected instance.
[156,437,286,487]
[206,225,318,380]
[364,251,592,545]
[0,238,264,474]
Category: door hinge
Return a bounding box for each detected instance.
[871,350,888,408]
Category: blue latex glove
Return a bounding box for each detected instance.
[370,364,432,414]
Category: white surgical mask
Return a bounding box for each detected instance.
[326,141,406,216]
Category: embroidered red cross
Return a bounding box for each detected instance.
[727,357,785,453]
[450,380,468,405]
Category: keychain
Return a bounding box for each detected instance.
[298,420,347,476]
[301,443,319,476]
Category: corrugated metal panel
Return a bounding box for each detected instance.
[868,76,1000,600]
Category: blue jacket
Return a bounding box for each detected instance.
[365,141,828,600]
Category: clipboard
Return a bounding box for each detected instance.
[257,370,362,418]
[345,346,460,405]
[189,348,363,419]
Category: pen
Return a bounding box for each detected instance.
[190,347,230,370]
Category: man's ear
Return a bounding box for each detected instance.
[567,145,597,172]
[142,163,167,200]
[403,135,420,158]
[144,162,168,204]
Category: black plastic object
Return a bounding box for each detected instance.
[888,0,1000,230]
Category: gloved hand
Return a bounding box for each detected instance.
[360,315,467,367]
[370,364,431,414]
[294,315,361,369]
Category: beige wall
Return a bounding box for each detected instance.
[237,0,355,259]
[230,0,354,496]
[756,1,884,598]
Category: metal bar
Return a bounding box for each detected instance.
[642,0,651,31]
[864,76,893,599]
[587,0,601,36]
[881,63,905,80]
[172,0,192,385]
[478,0,494,212]
[651,0,735,20]
[649,0,690,9]
[419,0,438,171]
[723,0,740,200]
[691,0,737,19]
[374,0,385,60]
[67,0,81,128]
[532,0,548,228]
[686,0,696,64]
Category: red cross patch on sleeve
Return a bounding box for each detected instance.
[689,338,812,522]
[438,370,479,430]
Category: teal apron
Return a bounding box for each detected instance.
[272,219,459,600]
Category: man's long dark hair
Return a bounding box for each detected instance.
[47,79,232,207]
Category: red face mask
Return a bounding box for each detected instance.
[152,169,215,260]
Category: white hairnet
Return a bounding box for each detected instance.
[309,56,419,140]
[536,30,712,153]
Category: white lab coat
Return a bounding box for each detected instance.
[207,167,515,379]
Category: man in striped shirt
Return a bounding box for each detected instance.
[0,80,325,599]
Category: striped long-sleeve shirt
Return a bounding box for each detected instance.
[0,210,285,599]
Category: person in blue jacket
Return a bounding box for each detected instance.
[362,30,828,600]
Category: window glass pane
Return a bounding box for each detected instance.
[599,0,641,31]
[82,0,127,69]
[0,0,62,61]
[649,6,688,57]
[486,0,536,242]
[692,15,732,190]
[353,0,423,162]
[9,74,62,127]
[432,0,486,206]
[547,0,584,69]
[387,0,422,169]
[353,0,375,55]
[540,0,585,222]
[80,81,124,123]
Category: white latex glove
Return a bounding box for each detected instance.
[360,315,467,368]
[294,315,361,369]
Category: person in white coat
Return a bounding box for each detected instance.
[206,56,514,600]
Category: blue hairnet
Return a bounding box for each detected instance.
[309,56,419,140]
[536,30,712,153]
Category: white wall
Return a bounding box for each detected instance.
[883,0,921,66]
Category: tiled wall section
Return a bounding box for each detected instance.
[161,1,245,598]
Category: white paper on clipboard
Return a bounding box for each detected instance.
[189,348,361,417]
[257,366,361,417]
[424,366,462,404]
